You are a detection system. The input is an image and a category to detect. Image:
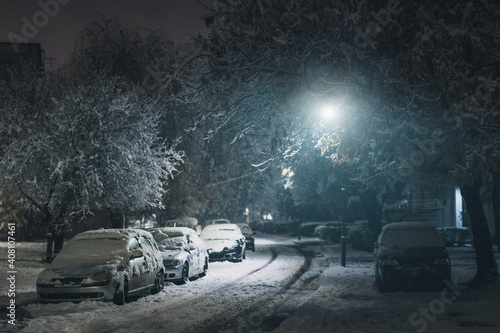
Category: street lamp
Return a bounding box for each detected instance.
[319,102,347,267]
[340,128,346,267]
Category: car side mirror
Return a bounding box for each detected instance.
[130,249,143,259]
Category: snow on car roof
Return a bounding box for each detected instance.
[300,221,325,226]
[202,224,240,232]
[149,227,193,250]
[382,222,437,230]
[73,228,154,240]
[151,227,193,237]
[200,224,243,239]
[379,222,444,248]
[237,224,253,233]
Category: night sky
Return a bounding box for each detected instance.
[0,0,209,67]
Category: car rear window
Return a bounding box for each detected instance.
[381,229,444,248]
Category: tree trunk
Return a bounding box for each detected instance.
[42,209,54,261]
[109,208,125,228]
[491,171,500,252]
[461,180,499,283]
[361,189,382,233]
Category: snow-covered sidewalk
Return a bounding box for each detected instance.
[262,239,500,333]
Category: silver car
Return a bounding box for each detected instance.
[150,227,209,284]
[36,229,165,305]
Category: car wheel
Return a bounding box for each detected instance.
[199,258,208,278]
[234,249,245,262]
[375,268,387,293]
[151,271,164,294]
[113,279,128,305]
[177,263,189,285]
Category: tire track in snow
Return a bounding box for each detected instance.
[203,244,324,333]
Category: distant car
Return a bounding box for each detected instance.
[314,221,342,242]
[374,222,451,293]
[211,218,231,225]
[348,220,387,251]
[36,229,164,305]
[200,224,246,262]
[299,222,325,237]
[149,227,208,284]
[237,223,256,252]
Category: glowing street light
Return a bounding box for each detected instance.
[319,103,340,124]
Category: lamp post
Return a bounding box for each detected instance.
[320,103,347,267]
[340,127,346,267]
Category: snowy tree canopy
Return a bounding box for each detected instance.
[196,0,500,188]
[0,68,184,228]
[195,0,500,283]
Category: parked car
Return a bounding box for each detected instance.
[211,218,231,225]
[200,224,246,262]
[149,227,208,284]
[348,220,387,251]
[314,221,342,242]
[374,222,451,293]
[237,223,256,252]
[299,221,325,237]
[36,229,164,305]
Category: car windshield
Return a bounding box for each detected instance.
[200,230,238,240]
[238,225,252,234]
[381,229,444,248]
[57,238,128,259]
[212,219,230,224]
[155,235,188,251]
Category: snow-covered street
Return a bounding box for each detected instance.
[2,235,500,333]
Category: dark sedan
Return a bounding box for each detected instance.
[374,222,451,293]
[237,223,256,252]
[200,224,246,262]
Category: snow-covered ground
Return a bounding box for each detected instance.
[1,235,500,333]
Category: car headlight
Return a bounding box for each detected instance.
[164,259,182,267]
[82,271,112,286]
[381,258,399,266]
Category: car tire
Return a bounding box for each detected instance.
[234,249,245,262]
[199,258,208,278]
[113,279,128,305]
[375,268,387,293]
[177,263,189,285]
[151,271,164,294]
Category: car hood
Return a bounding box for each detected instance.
[203,239,237,252]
